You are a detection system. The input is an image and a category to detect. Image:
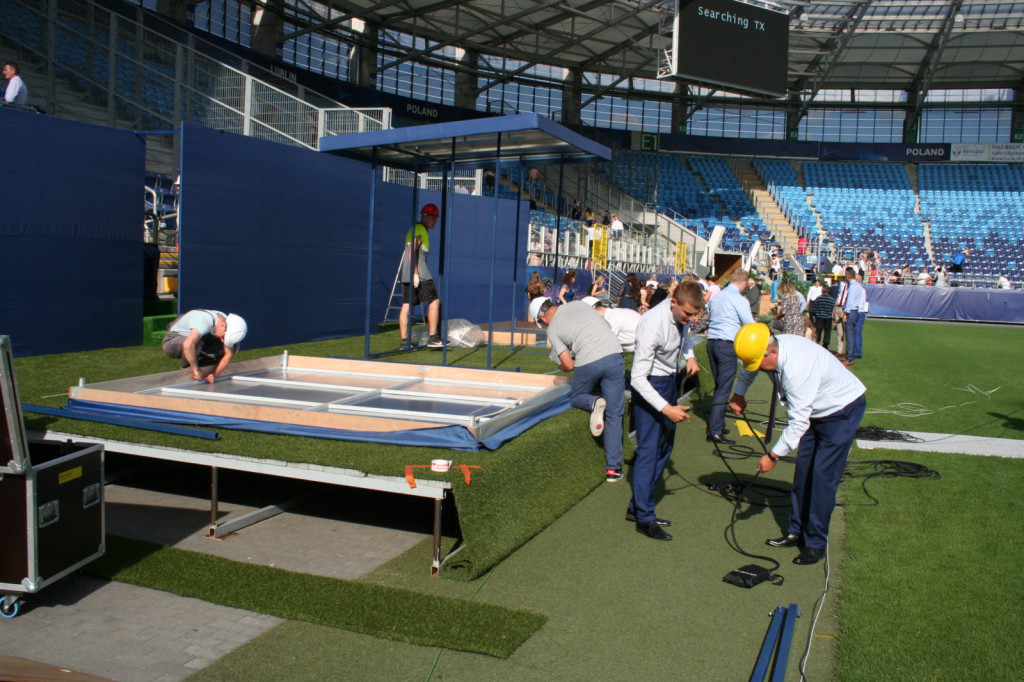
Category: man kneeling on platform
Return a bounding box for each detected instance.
[531,296,626,483]
[162,309,248,384]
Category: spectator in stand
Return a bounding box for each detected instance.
[609,213,624,231]
[571,196,583,220]
[483,169,495,192]
[998,274,1012,289]
[525,271,548,302]
[617,274,641,312]
[933,264,949,288]
[590,274,608,298]
[558,270,578,304]
[810,285,836,349]
[601,210,611,226]
[453,181,470,195]
[583,208,595,227]
[867,260,879,284]
[3,62,28,105]
[949,248,971,274]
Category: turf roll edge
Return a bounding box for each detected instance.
[89,536,546,658]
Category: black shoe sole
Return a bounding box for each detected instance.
[636,524,672,541]
[625,512,670,527]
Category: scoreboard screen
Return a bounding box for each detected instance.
[671,0,789,97]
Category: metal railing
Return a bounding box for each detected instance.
[0,0,390,172]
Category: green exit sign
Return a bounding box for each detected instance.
[640,133,659,151]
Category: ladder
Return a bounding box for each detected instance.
[382,254,426,325]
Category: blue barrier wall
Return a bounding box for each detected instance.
[866,283,1024,323]
[0,108,144,356]
[179,124,527,349]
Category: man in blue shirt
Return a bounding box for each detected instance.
[839,268,865,365]
[704,269,754,444]
[731,324,866,565]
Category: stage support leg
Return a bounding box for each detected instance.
[431,496,443,577]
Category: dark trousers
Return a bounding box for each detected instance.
[569,354,625,470]
[814,316,832,348]
[844,310,862,360]
[706,338,737,436]
[787,394,867,548]
[628,375,678,523]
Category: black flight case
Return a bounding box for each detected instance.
[0,335,104,618]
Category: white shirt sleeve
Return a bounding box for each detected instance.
[630,320,668,413]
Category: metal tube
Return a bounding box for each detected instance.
[431,496,443,577]
[209,466,219,537]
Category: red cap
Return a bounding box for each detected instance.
[421,203,440,217]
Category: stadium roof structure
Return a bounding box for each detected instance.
[285,0,1024,104]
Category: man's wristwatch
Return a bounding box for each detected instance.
[767,453,780,463]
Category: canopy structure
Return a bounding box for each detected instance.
[319,113,611,367]
[319,113,611,171]
[67,354,571,451]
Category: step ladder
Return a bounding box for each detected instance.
[382,254,426,326]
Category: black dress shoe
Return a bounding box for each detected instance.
[793,547,825,565]
[766,533,801,548]
[625,511,671,526]
[706,433,736,445]
[636,521,673,541]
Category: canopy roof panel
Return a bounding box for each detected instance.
[319,113,612,170]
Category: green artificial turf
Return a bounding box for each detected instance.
[88,535,545,658]
[14,335,614,580]
[838,449,1024,681]
[827,319,1024,439]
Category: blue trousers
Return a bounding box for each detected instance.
[570,353,625,470]
[787,394,867,549]
[706,338,737,436]
[853,311,866,357]
[628,375,678,523]
[844,310,862,360]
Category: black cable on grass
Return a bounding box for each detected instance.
[855,425,923,442]
[840,459,941,507]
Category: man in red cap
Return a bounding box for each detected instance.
[400,203,444,348]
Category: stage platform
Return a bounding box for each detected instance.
[479,320,549,347]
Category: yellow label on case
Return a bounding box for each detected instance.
[58,466,83,484]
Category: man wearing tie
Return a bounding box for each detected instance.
[627,281,704,540]
[729,323,866,565]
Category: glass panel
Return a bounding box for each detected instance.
[336,394,508,418]
[256,368,409,390]
[392,379,532,401]
[162,380,361,404]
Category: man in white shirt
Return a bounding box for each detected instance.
[583,296,641,353]
[730,324,866,566]
[3,62,28,105]
[609,214,624,231]
[627,282,704,540]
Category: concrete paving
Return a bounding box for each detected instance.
[857,431,1024,458]
[0,483,430,681]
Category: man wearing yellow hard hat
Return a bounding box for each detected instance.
[728,323,866,566]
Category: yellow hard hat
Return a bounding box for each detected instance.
[734,323,772,371]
